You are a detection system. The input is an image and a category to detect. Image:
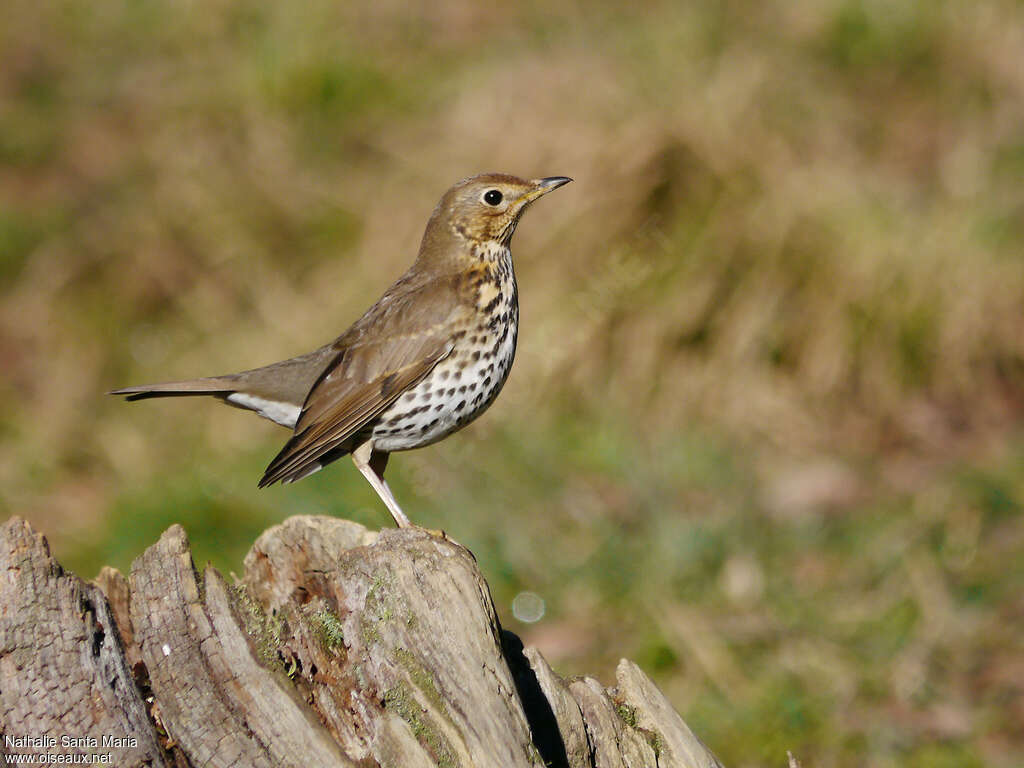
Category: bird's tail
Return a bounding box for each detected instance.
[110,375,302,429]
[108,377,237,401]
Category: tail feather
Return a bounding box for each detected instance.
[108,377,238,401]
[110,377,301,428]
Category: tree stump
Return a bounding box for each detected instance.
[0,515,723,767]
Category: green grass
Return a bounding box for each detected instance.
[2,1,1023,765]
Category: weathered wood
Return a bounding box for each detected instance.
[0,514,724,768]
[0,517,170,766]
[615,659,722,768]
[244,517,542,766]
[130,524,351,768]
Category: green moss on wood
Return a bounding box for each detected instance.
[229,583,284,669]
[308,607,347,655]
[638,726,664,758]
[393,647,443,710]
[383,680,460,768]
[614,698,664,758]
[360,571,401,645]
[615,702,638,728]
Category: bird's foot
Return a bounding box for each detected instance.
[409,523,448,540]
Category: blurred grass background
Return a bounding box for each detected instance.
[2,0,1023,765]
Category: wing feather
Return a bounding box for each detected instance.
[258,269,472,487]
[258,341,451,486]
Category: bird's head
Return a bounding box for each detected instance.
[421,173,572,258]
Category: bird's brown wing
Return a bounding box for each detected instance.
[258,272,468,486]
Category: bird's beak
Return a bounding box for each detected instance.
[521,176,573,203]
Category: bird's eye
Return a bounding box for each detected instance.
[483,189,503,206]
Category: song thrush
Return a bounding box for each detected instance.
[111,173,571,527]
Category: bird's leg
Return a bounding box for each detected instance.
[352,440,411,528]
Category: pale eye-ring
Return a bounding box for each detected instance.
[482,189,503,206]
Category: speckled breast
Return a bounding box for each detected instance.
[371,253,519,451]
